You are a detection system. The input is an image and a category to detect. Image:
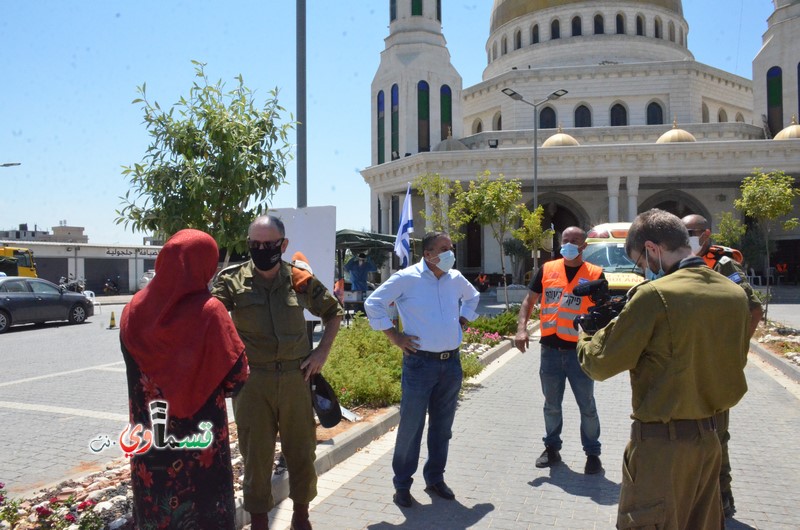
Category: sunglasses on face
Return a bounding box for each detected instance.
[247,238,284,251]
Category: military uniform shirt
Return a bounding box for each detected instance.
[212,261,344,368]
[577,263,750,423]
[711,255,762,313]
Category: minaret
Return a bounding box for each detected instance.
[753,0,800,136]
[370,0,463,165]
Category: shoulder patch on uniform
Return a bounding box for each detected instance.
[719,256,732,266]
[727,271,743,284]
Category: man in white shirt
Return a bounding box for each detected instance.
[364,231,480,508]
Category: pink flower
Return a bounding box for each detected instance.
[0,481,5,488]
[65,513,77,522]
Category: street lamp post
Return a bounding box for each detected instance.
[502,88,567,273]
[501,88,567,211]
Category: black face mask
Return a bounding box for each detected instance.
[251,246,282,271]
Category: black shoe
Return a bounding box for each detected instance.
[425,481,455,500]
[535,447,561,468]
[393,489,413,507]
[584,455,603,474]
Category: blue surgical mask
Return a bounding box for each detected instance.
[644,248,665,281]
[435,250,456,272]
[560,243,581,261]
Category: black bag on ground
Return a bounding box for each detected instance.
[310,373,342,428]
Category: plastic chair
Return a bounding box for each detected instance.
[83,290,102,313]
[747,268,762,286]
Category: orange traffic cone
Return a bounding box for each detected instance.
[108,311,117,329]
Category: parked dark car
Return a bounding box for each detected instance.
[0,276,94,333]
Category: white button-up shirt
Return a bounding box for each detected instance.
[364,259,480,352]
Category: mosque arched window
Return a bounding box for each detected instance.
[391,84,399,160]
[572,17,582,37]
[636,15,645,36]
[412,0,422,16]
[575,105,592,128]
[473,119,483,134]
[701,103,709,123]
[594,15,604,35]
[532,24,539,44]
[418,81,430,152]
[718,109,728,123]
[540,107,556,129]
[390,0,396,22]
[735,113,744,123]
[610,104,628,126]
[514,29,522,50]
[616,14,625,34]
[493,112,502,131]
[551,20,560,39]
[377,91,385,164]
[436,0,441,22]
[501,36,508,55]
[646,102,664,125]
[440,85,452,141]
[492,42,498,60]
[668,21,675,42]
[654,18,662,39]
[767,66,784,134]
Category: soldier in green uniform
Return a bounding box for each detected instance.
[577,209,750,530]
[212,215,344,530]
[683,214,763,518]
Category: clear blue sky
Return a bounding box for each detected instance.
[0,1,775,245]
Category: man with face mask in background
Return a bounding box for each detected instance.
[578,209,750,529]
[344,252,377,296]
[682,214,762,518]
[364,231,480,508]
[514,226,605,474]
[212,215,343,530]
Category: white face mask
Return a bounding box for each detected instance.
[435,250,456,272]
[688,236,702,255]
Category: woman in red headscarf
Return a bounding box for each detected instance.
[120,229,249,529]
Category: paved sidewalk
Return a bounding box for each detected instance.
[267,333,800,529]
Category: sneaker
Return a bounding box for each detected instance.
[535,447,561,468]
[584,455,603,474]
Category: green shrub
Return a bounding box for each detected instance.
[461,352,483,380]
[469,308,519,336]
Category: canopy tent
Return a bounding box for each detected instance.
[334,229,420,283]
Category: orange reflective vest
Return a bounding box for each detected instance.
[701,245,743,269]
[540,259,603,342]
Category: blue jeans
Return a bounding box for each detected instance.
[392,352,463,490]
[539,344,601,455]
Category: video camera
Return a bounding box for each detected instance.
[572,279,627,334]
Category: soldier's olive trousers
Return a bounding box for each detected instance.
[233,367,317,514]
[617,422,723,530]
[714,409,732,500]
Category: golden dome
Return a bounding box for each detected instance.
[542,125,580,147]
[656,119,696,144]
[774,115,800,140]
[491,0,684,32]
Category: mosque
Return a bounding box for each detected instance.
[361,0,800,280]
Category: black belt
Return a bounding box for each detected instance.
[632,418,717,441]
[411,349,459,360]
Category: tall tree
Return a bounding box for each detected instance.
[712,211,746,248]
[734,169,799,321]
[412,172,468,242]
[454,172,523,307]
[117,61,294,259]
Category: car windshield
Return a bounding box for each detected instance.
[583,242,641,273]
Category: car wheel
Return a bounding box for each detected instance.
[69,304,87,324]
[0,310,10,334]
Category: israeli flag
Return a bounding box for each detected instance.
[394,184,414,268]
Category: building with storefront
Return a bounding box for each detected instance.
[362,0,800,278]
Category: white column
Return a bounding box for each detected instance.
[424,191,433,232]
[439,191,449,230]
[607,176,621,223]
[627,176,640,221]
[380,192,392,235]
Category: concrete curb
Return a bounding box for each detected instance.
[233,327,529,527]
[749,338,800,384]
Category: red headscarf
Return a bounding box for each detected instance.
[121,229,245,419]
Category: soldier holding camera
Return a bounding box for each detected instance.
[515,226,605,475]
[577,209,750,529]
